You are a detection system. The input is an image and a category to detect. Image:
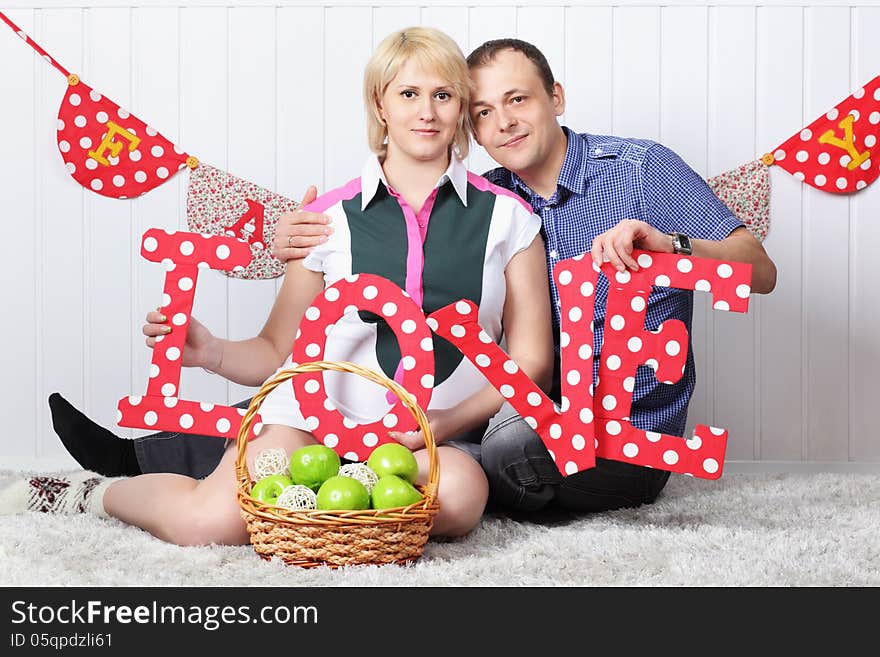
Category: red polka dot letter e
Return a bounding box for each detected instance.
[57,78,190,198]
[771,75,880,193]
[117,229,261,440]
[594,250,751,480]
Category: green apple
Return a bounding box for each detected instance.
[367,442,419,484]
[289,444,341,491]
[250,474,294,504]
[315,475,370,511]
[370,474,423,510]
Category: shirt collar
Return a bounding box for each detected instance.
[510,126,590,202]
[360,154,469,211]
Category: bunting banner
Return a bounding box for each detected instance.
[3,10,879,479]
[186,162,299,280]
[58,76,194,198]
[762,74,880,194]
[0,13,196,196]
[707,160,771,242]
[2,11,297,279]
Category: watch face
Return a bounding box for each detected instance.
[673,233,692,255]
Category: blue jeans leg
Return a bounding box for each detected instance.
[481,403,671,513]
[134,398,251,478]
[480,403,563,512]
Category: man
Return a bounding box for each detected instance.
[51,39,776,514]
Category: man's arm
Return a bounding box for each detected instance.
[590,143,777,294]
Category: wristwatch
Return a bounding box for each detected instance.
[670,232,693,256]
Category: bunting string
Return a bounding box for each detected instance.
[0,11,70,79]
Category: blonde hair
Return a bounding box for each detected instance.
[364,27,471,159]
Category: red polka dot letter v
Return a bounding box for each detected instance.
[117,229,261,440]
[430,254,599,477]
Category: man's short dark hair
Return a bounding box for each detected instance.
[466,38,556,97]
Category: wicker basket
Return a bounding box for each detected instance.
[235,360,440,568]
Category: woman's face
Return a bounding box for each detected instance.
[378,58,462,166]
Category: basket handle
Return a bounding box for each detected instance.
[234,360,439,503]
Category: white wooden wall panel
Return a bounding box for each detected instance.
[564,6,614,135]
[37,9,86,461]
[1,1,879,471]
[132,6,182,439]
[851,7,880,462]
[227,7,279,405]
[0,8,37,462]
[613,7,660,140]
[804,6,851,461]
[420,6,467,52]
[85,8,132,450]
[708,6,759,460]
[756,6,805,461]
[178,7,230,419]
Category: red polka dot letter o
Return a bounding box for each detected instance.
[595,250,752,479]
[430,255,597,477]
[117,229,259,440]
[292,274,434,461]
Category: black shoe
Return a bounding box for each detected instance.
[48,393,142,477]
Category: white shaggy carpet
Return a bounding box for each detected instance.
[1,470,877,587]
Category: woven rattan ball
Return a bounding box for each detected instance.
[275,484,317,510]
[253,448,290,480]
[338,462,379,493]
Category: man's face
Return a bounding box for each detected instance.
[469,49,565,177]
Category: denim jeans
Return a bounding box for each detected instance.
[133,399,250,478]
[136,399,671,513]
[134,398,486,477]
[480,403,671,513]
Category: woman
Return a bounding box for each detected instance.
[1,27,553,542]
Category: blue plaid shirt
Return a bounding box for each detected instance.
[484,127,743,437]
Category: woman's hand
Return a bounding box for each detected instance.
[272,186,333,261]
[387,408,460,452]
[142,310,222,371]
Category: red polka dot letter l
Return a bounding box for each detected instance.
[117,230,261,440]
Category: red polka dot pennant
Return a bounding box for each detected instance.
[292,274,435,461]
[186,161,301,281]
[57,78,192,199]
[117,229,260,440]
[769,74,880,194]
